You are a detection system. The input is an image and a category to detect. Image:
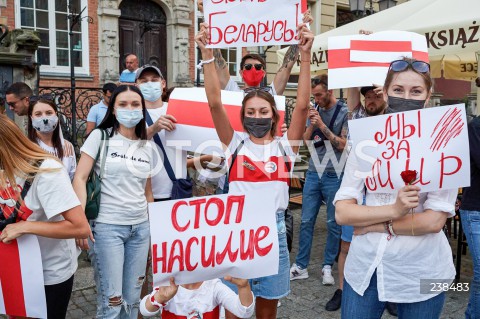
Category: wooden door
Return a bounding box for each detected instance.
[118,0,167,81]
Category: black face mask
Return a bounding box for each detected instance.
[386,96,425,113]
[243,117,272,138]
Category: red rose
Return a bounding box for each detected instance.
[400,170,417,185]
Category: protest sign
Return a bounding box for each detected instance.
[148,191,279,286]
[328,31,429,89]
[166,87,285,154]
[0,235,47,318]
[203,0,306,48]
[348,104,470,193]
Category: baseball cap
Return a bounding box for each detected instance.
[360,86,376,96]
[135,65,163,81]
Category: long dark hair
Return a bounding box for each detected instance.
[27,99,64,160]
[98,85,148,140]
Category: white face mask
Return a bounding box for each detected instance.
[139,81,162,102]
[31,115,59,133]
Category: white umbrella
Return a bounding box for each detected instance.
[277,0,480,81]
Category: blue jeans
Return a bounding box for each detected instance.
[461,209,480,319]
[342,271,446,319]
[295,170,342,269]
[88,221,150,319]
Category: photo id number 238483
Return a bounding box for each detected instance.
[430,282,469,292]
[420,280,469,294]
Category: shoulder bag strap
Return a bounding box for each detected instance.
[227,140,245,177]
[327,103,343,132]
[98,129,110,180]
[278,141,292,173]
[145,111,177,182]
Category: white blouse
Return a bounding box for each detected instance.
[333,151,457,303]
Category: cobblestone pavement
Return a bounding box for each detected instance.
[63,205,470,319]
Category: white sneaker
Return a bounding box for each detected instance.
[290,263,309,280]
[322,265,335,285]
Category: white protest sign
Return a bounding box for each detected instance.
[203,0,306,48]
[327,31,429,89]
[166,87,285,154]
[348,104,470,193]
[0,235,47,318]
[148,191,279,286]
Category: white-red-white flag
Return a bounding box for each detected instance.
[165,88,286,154]
[0,235,47,318]
[328,31,429,89]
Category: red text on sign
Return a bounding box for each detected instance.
[172,195,245,232]
[152,226,273,274]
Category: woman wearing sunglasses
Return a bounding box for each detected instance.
[334,58,457,318]
[195,22,313,319]
[27,98,76,181]
[0,114,90,318]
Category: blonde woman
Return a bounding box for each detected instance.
[0,114,90,318]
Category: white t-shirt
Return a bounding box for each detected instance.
[147,105,188,199]
[224,78,278,95]
[37,138,76,181]
[227,132,295,214]
[139,279,255,318]
[80,129,153,225]
[6,159,81,285]
[333,152,457,303]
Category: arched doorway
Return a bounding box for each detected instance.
[118,0,167,80]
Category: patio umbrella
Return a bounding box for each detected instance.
[277,0,480,81]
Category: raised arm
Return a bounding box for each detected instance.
[273,10,313,95]
[287,24,313,153]
[196,23,234,148]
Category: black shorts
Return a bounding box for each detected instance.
[44,275,74,319]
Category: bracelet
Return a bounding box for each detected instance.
[196,57,215,69]
[149,288,167,309]
[385,220,395,241]
[411,213,415,236]
[300,60,311,63]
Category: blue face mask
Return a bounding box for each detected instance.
[115,109,143,128]
[139,81,162,102]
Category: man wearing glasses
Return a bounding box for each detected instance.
[5,82,33,116]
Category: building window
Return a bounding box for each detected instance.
[195,2,241,81]
[16,0,90,75]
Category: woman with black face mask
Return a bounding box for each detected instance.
[195,22,313,319]
[334,58,457,319]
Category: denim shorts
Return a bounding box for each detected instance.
[341,225,354,242]
[223,211,290,300]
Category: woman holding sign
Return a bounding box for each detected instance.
[195,22,313,319]
[0,114,90,319]
[334,58,457,319]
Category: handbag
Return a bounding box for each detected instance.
[145,112,193,199]
[228,140,294,251]
[85,129,109,220]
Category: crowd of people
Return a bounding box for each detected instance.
[0,10,478,319]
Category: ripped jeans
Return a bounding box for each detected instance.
[88,221,150,319]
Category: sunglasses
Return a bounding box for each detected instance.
[243,86,273,95]
[244,63,264,71]
[6,96,27,108]
[311,78,328,88]
[389,60,430,73]
[30,94,55,103]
